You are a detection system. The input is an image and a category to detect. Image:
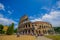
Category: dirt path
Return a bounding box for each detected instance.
[36,36,52,40]
[0,35,52,40]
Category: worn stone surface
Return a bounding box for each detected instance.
[36,36,52,40]
[18,15,54,36]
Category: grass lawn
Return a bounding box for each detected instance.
[0,35,36,40]
[45,35,60,40]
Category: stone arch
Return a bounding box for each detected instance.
[43,30,47,34]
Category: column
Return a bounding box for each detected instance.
[24,30,25,34]
[30,30,32,34]
[27,30,28,34]
[30,23,32,28]
[39,30,40,35]
[41,30,43,35]
[35,30,38,36]
[27,24,28,28]
[46,30,48,35]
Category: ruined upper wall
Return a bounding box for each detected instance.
[19,15,30,25]
[18,15,52,28]
[32,21,52,28]
[32,21,51,25]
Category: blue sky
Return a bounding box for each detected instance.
[0,0,60,28]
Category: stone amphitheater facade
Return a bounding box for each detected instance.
[17,15,54,36]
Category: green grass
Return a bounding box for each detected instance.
[45,35,60,40]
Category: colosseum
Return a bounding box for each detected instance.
[17,15,54,36]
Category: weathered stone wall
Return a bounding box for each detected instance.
[17,15,53,36]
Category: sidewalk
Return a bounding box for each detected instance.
[36,36,52,40]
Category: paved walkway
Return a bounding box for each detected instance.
[36,36,52,40]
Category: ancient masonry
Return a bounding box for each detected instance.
[17,15,54,36]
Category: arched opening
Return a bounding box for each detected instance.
[39,30,41,34]
[25,29,27,34]
[28,30,30,34]
[26,24,27,28]
[43,30,47,34]
[28,24,30,27]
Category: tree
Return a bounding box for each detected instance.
[0,24,4,34]
[6,23,14,35]
[54,27,60,34]
[14,28,17,33]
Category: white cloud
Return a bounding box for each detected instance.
[29,16,34,19]
[0,14,4,18]
[56,1,60,8]
[30,10,60,27]
[41,7,49,11]
[42,11,60,20]
[0,3,5,11]
[0,14,17,26]
[0,3,17,28]
[0,14,18,28]
[42,11,60,27]
[0,17,17,25]
[14,25,18,29]
[0,15,18,28]
[0,3,13,15]
[8,10,12,14]
[30,18,42,22]
[30,1,60,27]
[8,10,14,14]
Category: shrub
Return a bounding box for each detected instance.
[6,23,14,35]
